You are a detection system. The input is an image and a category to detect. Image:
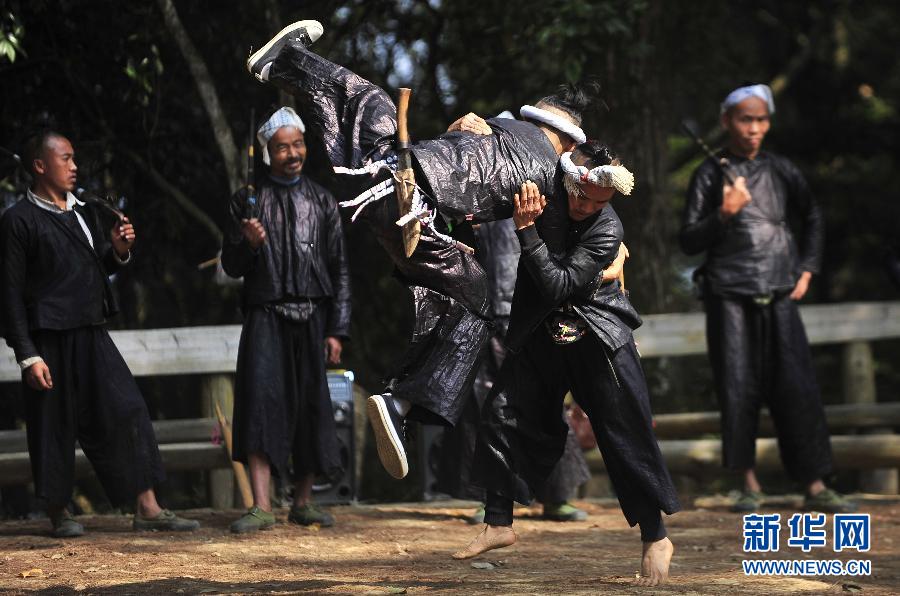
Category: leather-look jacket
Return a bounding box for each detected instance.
[221,176,351,338]
[680,151,824,297]
[505,203,642,353]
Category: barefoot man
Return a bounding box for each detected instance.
[456,142,680,586]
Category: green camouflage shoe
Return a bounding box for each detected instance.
[134,509,200,532]
[542,502,588,522]
[230,507,276,534]
[804,488,858,513]
[288,503,334,527]
[730,490,763,513]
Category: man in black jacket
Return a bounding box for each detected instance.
[457,142,680,587]
[245,21,589,481]
[680,84,853,514]
[222,107,351,533]
[0,130,199,537]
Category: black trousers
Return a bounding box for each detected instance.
[233,307,342,482]
[269,42,490,426]
[437,335,589,502]
[705,293,833,484]
[473,331,680,530]
[23,326,164,509]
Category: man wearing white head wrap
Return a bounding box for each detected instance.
[256,106,306,165]
[222,106,351,533]
[680,85,854,515]
[245,21,596,481]
[459,141,680,587]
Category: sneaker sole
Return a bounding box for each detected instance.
[367,395,409,479]
[247,19,323,78]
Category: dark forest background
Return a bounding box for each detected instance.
[2,0,899,503]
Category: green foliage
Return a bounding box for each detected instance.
[0,10,25,63]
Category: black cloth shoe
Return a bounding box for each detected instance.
[50,509,84,538]
[367,394,409,479]
[247,20,324,81]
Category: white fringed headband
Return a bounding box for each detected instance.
[519,105,587,144]
[559,151,634,196]
[257,106,306,165]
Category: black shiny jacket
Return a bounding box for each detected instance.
[412,117,560,225]
[680,151,824,296]
[221,176,351,338]
[505,204,642,353]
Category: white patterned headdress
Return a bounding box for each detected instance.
[559,151,634,196]
[257,106,306,165]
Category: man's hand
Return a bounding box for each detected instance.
[241,218,266,249]
[447,112,492,135]
[513,181,546,230]
[110,217,136,258]
[790,271,812,301]
[720,175,751,220]
[324,337,343,366]
[24,361,53,391]
[601,242,629,282]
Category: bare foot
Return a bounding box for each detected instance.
[635,537,674,586]
[451,524,517,560]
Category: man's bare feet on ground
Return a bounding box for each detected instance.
[451,524,517,559]
[636,536,674,586]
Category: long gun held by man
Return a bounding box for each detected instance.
[680,119,737,185]
[245,108,259,220]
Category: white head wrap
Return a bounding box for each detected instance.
[559,151,634,196]
[256,106,306,165]
[519,105,586,144]
[720,84,775,115]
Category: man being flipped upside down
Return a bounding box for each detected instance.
[245,20,598,481]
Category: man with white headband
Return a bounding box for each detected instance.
[680,84,853,514]
[457,141,680,587]
[221,106,351,533]
[244,21,593,481]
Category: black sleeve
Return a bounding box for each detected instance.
[516,222,618,305]
[323,191,351,338]
[778,157,824,274]
[679,161,728,256]
[0,211,39,362]
[220,188,258,278]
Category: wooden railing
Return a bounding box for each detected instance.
[1,301,899,496]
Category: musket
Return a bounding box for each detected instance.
[245,107,258,220]
[76,187,126,222]
[680,119,737,185]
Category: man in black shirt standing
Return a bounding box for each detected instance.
[222,107,351,533]
[0,130,199,537]
[680,84,854,513]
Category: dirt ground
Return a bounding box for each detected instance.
[0,498,898,595]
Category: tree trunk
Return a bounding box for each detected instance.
[156,0,241,193]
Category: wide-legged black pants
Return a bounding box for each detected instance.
[233,307,342,482]
[23,326,164,509]
[704,293,833,483]
[268,42,490,426]
[473,331,680,529]
[437,335,589,502]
